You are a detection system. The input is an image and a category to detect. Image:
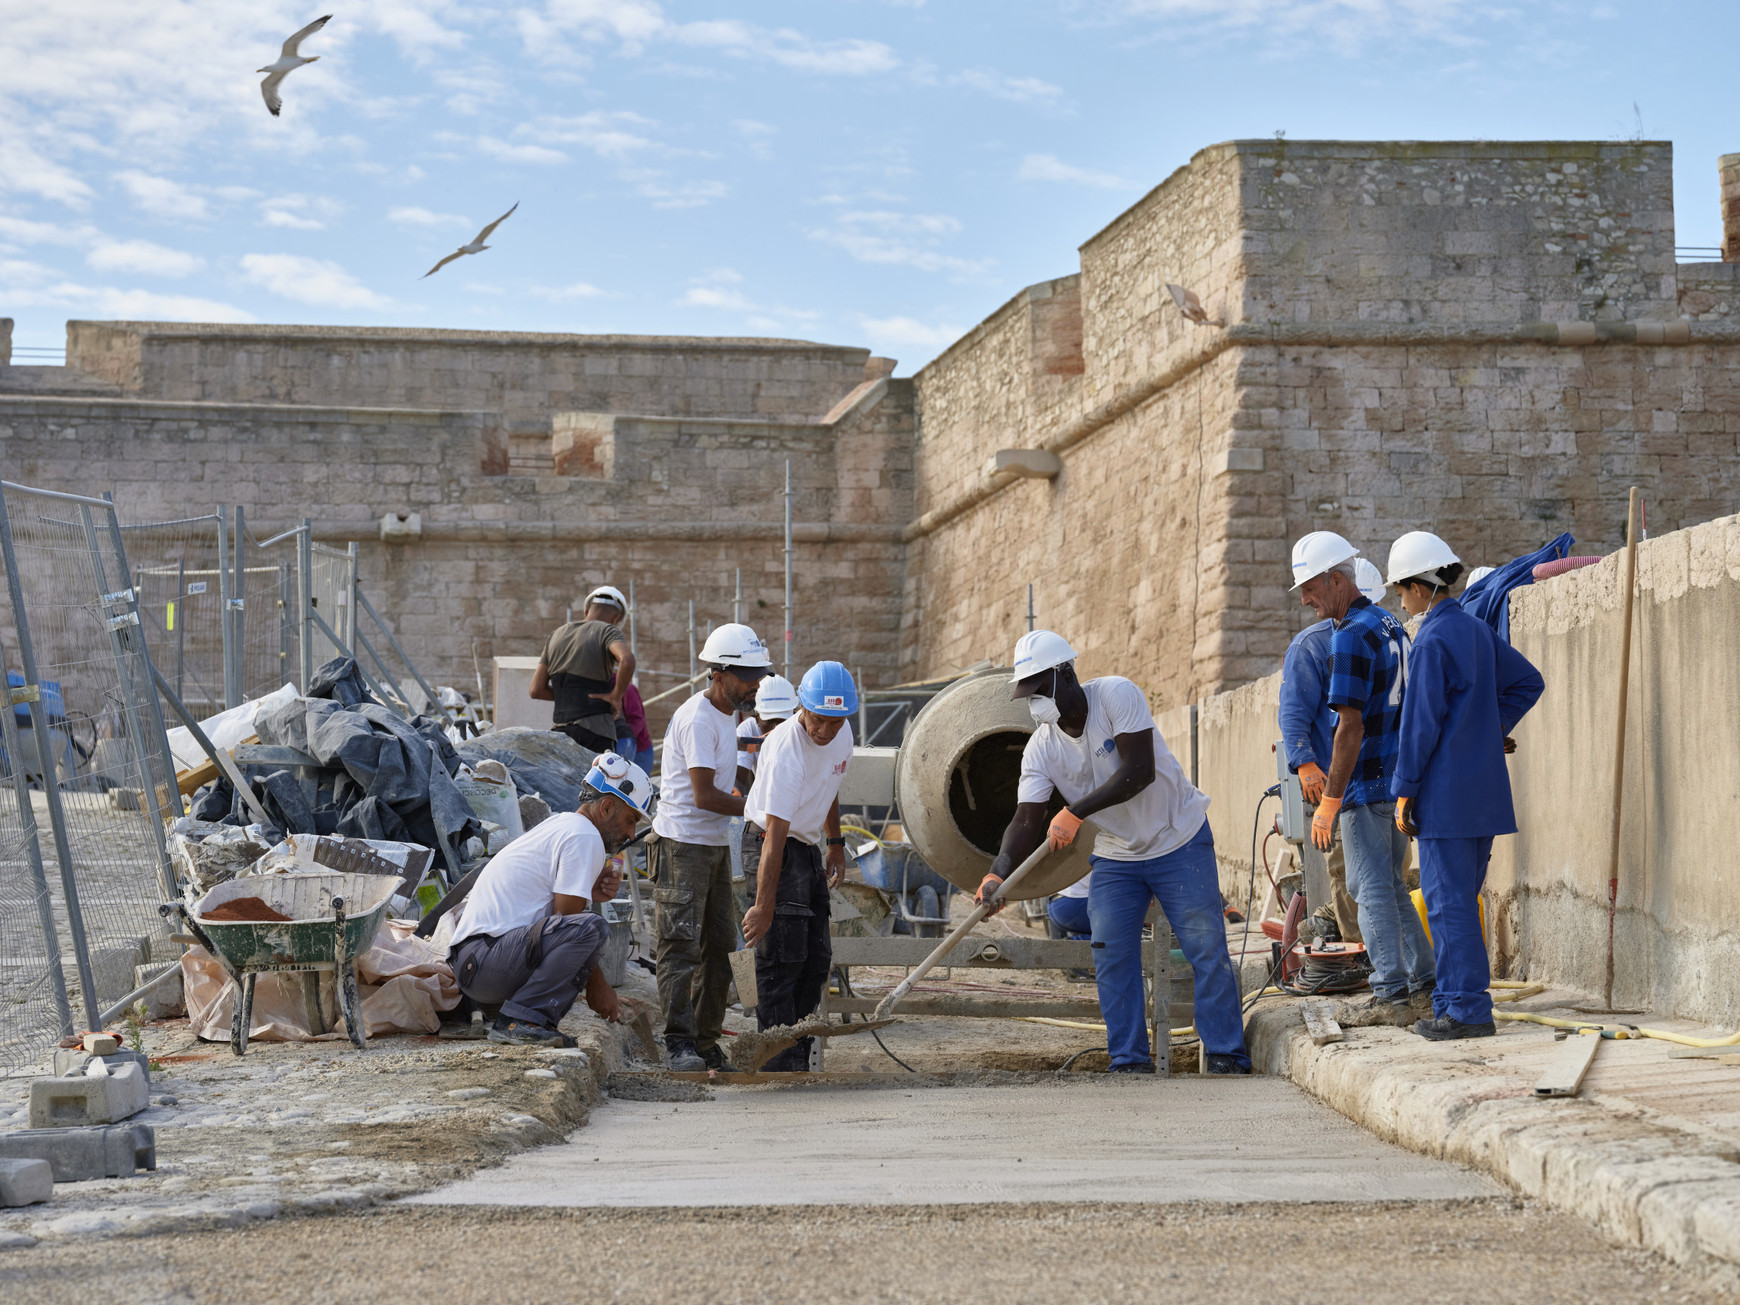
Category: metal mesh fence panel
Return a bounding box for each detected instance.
[308,542,353,671]
[240,558,296,700]
[0,483,179,1039]
[122,514,227,716]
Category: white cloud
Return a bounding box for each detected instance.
[860,315,964,348]
[0,132,95,206]
[260,194,345,231]
[240,252,393,309]
[628,172,727,208]
[0,259,252,321]
[523,2,900,74]
[1016,153,1127,189]
[809,209,990,278]
[92,288,255,322]
[518,111,657,160]
[0,215,96,247]
[115,170,210,221]
[86,239,204,278]
[531,281,606,300]
[389,206,472,228]
[1109,0,1489,54]
[679,267,753,309]
[951,70,1065,103]
[478,136,570,165]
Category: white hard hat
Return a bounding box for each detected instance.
[699,622,773,671]
[754,674,798,719]
[584,584,627,613]
[1464,566,1495,589]
[1386,531,1461,586]
[1354,558,1387,604]
[1289,531,1360,591]
[1009,629,1076,691]
[584,751,656,819]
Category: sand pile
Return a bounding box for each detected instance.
[202,896,293,923]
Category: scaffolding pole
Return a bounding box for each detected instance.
[783,458,793,679]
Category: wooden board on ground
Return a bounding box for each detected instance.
[1535,1031,1602,1097]
[831,995,1104,1019]
[1300,1000,1345,1046]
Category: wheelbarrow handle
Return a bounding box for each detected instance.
[160,901,241,986]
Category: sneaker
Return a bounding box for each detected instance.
[487,1016,563,1046]
[698,1043,729,1072]
[1108,1061,1157,1074]
[666,1040,705,1072]
[1205,1054,1252,1075]
[1335,992,1415,1028]
[1413,1016,1496,1041]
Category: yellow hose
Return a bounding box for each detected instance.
[1019,1016,1197,1038]
[1494,1009,1740,1047]
[841,824,883,847]
[1490,980,1535,989]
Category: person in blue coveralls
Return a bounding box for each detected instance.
[1386,531,1545,1041]
[977,630,1251,1075]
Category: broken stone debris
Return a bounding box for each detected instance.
[0,1157,52,1208]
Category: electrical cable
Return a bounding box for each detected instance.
[857,1014,916,1072]
[1057,1046,1109,1073]
[1233,786,1279,1009]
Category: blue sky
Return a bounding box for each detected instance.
[0,1,1732,370]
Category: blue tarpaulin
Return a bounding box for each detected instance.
[1457,532,1574,642]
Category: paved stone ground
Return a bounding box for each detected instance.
[6,1199,1733,1304]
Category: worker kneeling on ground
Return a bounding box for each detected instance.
[740,661,857,1072]
[649,623,772,1073]
[447,753,654,1046]
[1387,532,1544,1041]
[982,631,1251,1075]
[1291,531,1434,1028]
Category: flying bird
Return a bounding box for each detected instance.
[259,15,332,118]
[422,203,520,278]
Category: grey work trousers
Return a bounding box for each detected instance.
[647,833,736,1053]
[449,912,608,1029]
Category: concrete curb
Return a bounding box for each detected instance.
[1247,1005,1740,1284]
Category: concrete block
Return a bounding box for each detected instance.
[29,1060,149,1128]
[0,1123,155,1182]
[0,1157,52,1207]
[51,1047,150,1081]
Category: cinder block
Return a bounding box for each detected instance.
[51,1048,150,1081]
[29,1060,149,1128]
[0,1157,52,1207]
[0,1123,155,1182]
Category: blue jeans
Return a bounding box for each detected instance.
[1339,801,1435,1000]
[634,743,655,775]
[1418,837,1494,1025]
[1048,895,1091,938]
[1087,820,1249,1070]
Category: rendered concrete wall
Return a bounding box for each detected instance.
[492,657,553,730]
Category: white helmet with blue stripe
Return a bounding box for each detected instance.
[583,751,656,820]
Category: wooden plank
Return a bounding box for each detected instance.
[176,756,220,797]
[831,995,1104,1019]
[1301,1000,1345,1046]
[1535,1031,1602,1097]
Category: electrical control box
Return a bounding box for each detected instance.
[1276,743,1306,844]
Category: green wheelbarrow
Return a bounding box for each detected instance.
[161,872,398,1055]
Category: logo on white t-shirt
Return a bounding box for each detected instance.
[832,759,848,775]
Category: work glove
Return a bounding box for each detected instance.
[1047,807,1084,851]
[1503,736,1517,755]
[975,874,1004,909]
[1297,761,1327,806]
[1310,795,1342,851]
[1396,796,1419,838]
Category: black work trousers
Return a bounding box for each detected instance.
[746,826,831,1072]
[553,722,615,755]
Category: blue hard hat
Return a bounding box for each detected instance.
[798,661,858,718]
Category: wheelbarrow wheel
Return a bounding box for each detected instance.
[231,973,257,1057]
[339,959,366,1050]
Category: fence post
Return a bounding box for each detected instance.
[298,519,314,692]
[217,506,238,709]
[0,624,75,1038]
[232,505,247,704]
[278,560,292,690]
[0,491,101,1031]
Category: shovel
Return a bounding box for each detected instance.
[872,824,1094,1022]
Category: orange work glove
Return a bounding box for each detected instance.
[1047,807,1084,851]
[1396,796,1419,838]
[1310,795,1342,851]
[975,874,1004,908]
[1297,761,1327,806]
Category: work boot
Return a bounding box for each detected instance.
[1309,908,1341,944]
[487,1016,563,1046]
[1204,1054,1252,1075]
[1413,1015,1496,1041]
[666,1039,705,1072]
[698,1043,729,1072]
[1335,992,1415,1028]
[1408,986,1436,1017]
[1108,1061,1156,1074]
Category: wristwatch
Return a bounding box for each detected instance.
[826,836,846,847]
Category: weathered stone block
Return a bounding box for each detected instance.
[0,1124,154,1182]
[29,1060,149,1128]
[0,1158,51,1207]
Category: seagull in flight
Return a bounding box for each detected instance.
[422,203,520,278]
[259,15,331,118]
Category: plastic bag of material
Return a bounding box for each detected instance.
[168,823,274,895]
[453,764,524,852]
[165,683,299,771]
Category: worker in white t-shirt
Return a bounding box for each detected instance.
[447,753,655,1046]
[980,631,1251,1075]
[734,673,798,796]
[648,623,773,1073]
[740,661,857,1072]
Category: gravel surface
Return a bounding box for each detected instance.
[5,1199,1732,1303]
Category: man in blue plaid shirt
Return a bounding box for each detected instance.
[1291,535,1435,1026]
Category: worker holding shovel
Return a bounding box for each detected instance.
[979,631,1251,1075]
[1387,531,1544,1041]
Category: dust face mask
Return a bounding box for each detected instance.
[1027,670,1062,727]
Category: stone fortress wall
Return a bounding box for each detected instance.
[3,138,1740,725]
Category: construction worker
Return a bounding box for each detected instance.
[447,752,654,1046]
[647,623,773,1073]
[1291,531,1434,1028]
[981,631,1251,1075]
[734,673,799,796]
[1387,531,1545,1041]
[1279,553,1389,947]
[741,661,857,1072]
[530,585,636,755]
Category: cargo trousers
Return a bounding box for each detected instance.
[743,824,831,1072]
[449,912,608,1029]
[646,833,736,1055]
